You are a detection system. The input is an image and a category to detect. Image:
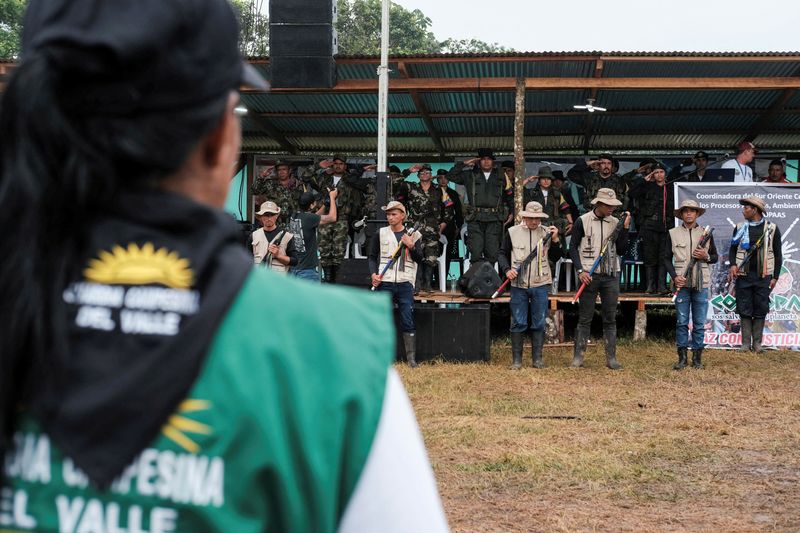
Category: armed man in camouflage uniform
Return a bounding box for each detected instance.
[299,155,372,283]
[397,164,445,292]
[251,161,307,227]
[447,148,514,265]
[567,153,628,217]
[522,165,573,236]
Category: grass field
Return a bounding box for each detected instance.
[398,339,800,532]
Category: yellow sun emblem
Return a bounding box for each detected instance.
[83,242,194,289]
[162,399,213,454]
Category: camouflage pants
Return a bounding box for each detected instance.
[319,220,348,267]
[418,226,441,268]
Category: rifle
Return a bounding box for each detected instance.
[670,225,714,302]
[572,213,629,304]
[491,229,553,299]
[729,223,773,291]
[262,229,287,269]
[371,222,421,291]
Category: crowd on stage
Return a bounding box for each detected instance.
[249,143,788,369]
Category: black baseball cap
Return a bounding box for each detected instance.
[694,151,709,160]
[21,0,269,115]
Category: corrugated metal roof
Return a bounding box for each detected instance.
[603,61,800,78]
[595,90,781,111]
[407,59,595,79]
[591,114,761,134]
[234,53,800,155]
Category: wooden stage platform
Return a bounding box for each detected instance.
[414,291,674,342]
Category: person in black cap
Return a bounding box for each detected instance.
[628,161,675,294]
[436,169,464,279]
[0,1,448,531]
[567,154,628,217]
[287,188,339,282]
[551,169,584,222]
[685,151,711,182]
[446,149,514,264]
[522,166,573,236]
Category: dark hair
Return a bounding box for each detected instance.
[0,45,228,455]
[769,159,784,168]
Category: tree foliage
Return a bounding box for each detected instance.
[335,0,439,55]
[0,0,513,60]
[0,0,26,60]
[440,38,511,55]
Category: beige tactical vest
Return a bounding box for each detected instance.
[508,224,553,289]
[669,224,712,289]
[378,226,422,285]
[734,221,776,277]
[577,211,620,274]
[252,228,294,272]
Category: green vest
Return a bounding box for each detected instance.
[2,270,393,533]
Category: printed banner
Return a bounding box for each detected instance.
[675,183,800,350]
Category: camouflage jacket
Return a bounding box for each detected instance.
[523,186,569,232]
[251,175,307,225]
[568,161,628,216]
[402,182,445,229]
[299,164,368,221]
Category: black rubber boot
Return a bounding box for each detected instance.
[421,264,433,292]
[322,266,334,283]
[673,347,688,370]
[509,332,523,370]
[691,348,704,369]
[531,329,545,368]
[645,267,657,294]
[571,327,588,368]
[403,332,418,368]
[657,266,669,294]
[604,328,623,370]
[739,318,753,352]
[752,318,765,353]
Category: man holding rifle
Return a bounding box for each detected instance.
[569,189,631,369]
[370,201,423,367]
[729,197,783,353]
[663,200,718,370]
[498,202,563,370]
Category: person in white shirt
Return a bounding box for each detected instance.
[721,141,757,182]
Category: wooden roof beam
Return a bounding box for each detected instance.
[397,61,445,156]
[745,88,797,142]
[247,114,298,155]
[277,128,798,139]
[256,108,800,119]
[242,77,800,94]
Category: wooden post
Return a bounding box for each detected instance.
[634,309,647,341]
[545,309,564,344]
[513,77,525,223]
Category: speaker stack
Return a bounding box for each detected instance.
[269,0,337,88]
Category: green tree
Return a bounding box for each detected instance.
[335,0,439,55]
[0,0,26,60]
[230,0,270,57]
[440,38,511,54]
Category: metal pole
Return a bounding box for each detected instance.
[376,0,390,172]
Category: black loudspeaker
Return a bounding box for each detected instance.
[269,0,337,89]
[458,262,501,298]
[337,258,371,288]
[270,57,336,89]
[270,0,335,23]
[270,24,336,57]
[395,304,491,362]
